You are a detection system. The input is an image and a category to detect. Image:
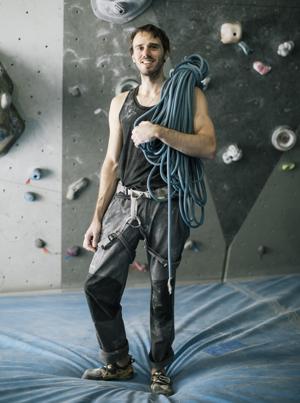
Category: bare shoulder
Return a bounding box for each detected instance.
[194,87,206,102]
[110,91,130,113]
[194,86,209,113]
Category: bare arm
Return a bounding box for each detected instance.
[131,87,216,159]
[83,92,127,252]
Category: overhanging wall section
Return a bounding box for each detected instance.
[0,0,63,292]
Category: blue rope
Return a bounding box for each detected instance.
[134,54,209,293]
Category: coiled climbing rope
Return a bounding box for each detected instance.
[134,54,209,294]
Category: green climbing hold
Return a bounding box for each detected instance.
[281,163,296,171]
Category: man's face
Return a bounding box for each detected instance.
[131,31,166,77]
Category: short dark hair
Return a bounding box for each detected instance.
[129,24,170,55]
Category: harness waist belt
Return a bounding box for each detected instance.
[116,182,168,200]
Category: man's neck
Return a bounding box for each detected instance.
[139,73,166,95]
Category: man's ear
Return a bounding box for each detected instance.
[164,51,170,62]
[131,54,136,64]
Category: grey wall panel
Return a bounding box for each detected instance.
[226,146,300,279]
[62,1,157,288]
[0,0,63,292]
[177,184,226,283]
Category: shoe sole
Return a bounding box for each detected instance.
[82,372,134,381]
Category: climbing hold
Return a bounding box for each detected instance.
[35,238,49,253]
[0,123,9,141]
[220,22,242,44]
[26,168,42,184]
[237,41,253,55]
[253,61,272,75]
[257,245,267,258]
[31,168,42,180]
[66,245,81,257]
[222,144,243,164]
[271,126,297,151]
[201,76,211,91]
[115,2,128,14]
[281,162,296,171]
[68,85,81,97]
[35,238,46,248]
[184,239,201,252]
[0,92,12,109]
[131,261,148,272]
[184,239,193,250]
[115,77,139,95]
[24,191,36,202]
[66,177,89,200]
[0,61,25,155]
[277,41,294,57]
[90,0,152,24]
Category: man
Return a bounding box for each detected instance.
[82,24,216,396]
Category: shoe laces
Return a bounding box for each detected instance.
[152,371,171,385]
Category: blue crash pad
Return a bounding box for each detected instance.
[0,274,300,402]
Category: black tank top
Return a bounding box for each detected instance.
[118,86,166,191]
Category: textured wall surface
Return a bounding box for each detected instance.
[0,0,63,292]
[227,146,300,279]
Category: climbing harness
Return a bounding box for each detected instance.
[116,182,168,228]
[133,54,209,294]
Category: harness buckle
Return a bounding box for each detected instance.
[130,189,144,198]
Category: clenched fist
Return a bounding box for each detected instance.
[83,220,102,252]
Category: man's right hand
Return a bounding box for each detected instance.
[83,220,102,252]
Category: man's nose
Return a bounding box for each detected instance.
[142,47,151,57]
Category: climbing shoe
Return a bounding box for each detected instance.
[150,370,173,396]
[81,356,134,381]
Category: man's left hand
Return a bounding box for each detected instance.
[131,121,159,147]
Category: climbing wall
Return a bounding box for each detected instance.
[61,0,225,287]
[153,0,300,280]
[62,0,300,288]
[0,0,299,293]
[0,1,63,292]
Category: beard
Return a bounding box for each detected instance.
[138,56,165,79]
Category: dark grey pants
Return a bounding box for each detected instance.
[84,192,189,369]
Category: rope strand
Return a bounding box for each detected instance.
[134,54,209,293]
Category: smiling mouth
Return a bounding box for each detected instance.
[141,59,154,65]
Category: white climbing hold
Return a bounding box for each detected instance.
[220,22,242,44]
[68,85,81,97]
[201,76,211,91]
[0,93,12,109]
[271,126,297,151]
[184,239,201,252]
[253,61,272,75]
[66,177,89,200]
[277,41,294,57]
[222,144,243,164]
[91,0,152,24]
